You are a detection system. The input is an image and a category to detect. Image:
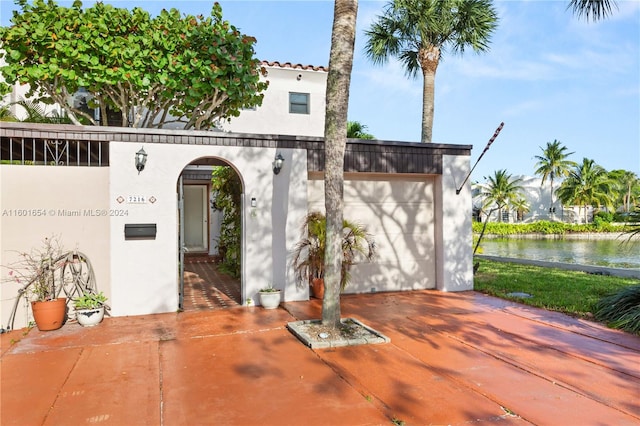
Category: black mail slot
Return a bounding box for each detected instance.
[124,223,157,240]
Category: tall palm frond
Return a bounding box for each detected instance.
[568,0,617,21]
[556,158,614,223]
[479,169,525,222]
[364,0,498,143]
[534,140,577,213]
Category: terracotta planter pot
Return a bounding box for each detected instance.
[310,278,324,300]
[31,298,67,331]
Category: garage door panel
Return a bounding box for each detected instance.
[307,176,437,292]
[344,261,436,293]
[344,203,433,235]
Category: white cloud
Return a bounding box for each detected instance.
[501,99,545,118]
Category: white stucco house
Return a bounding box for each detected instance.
[0,62,474,331]
[219,61,328,137]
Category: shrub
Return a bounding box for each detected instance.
[594,211,613,223]
[472,220,627,236]
[594,285,640,335]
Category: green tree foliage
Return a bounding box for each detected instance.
[211,166,242,277]
[347,120,375,139]
[479,170,524,222]
[608,169,639,213]
[471,220,627,236]
[364,0,498,143]
[534,140,576,212]
[0,0,267,129]
[9,99,73,124]
[556,158,613,223]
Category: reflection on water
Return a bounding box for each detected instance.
[480,238,640,270]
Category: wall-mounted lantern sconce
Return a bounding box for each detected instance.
[251,197,257,207]
[135,147,147,174]
[272,153,285,175]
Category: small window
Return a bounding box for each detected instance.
[289,92,310,114]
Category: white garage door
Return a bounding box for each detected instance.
[307,174,436,293]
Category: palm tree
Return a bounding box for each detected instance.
[322,0,358,329]
[0,105,18,122]
[608,170,639,213]
[364,0,498,143]
[533,140,576,217]
[556,158,613,223]
[512,197,530,222]
[568,0,617,21]
[479,170,524,222]
[347,121,375,139]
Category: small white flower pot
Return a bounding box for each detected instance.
[76,306,105,327]
[259,291,281,309]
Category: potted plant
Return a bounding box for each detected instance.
[258,284,281,310]
[73,291,108,327]
[4,236,68,331]
[292,212,376,298]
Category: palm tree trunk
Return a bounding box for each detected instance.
[322,0,357,329]
[549,178,554,218]
[419,46,439,143]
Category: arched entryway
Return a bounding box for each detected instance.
[177,157,244,311]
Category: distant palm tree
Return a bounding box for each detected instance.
[533,140,576,216]
[568,0,617,21]
[364,0,498,143]
[480,170,524,222]
[512,197,530,222]
[1,98,73,124]
[609,170,639,213]
[556,158,613,223]
[347,121,375,139]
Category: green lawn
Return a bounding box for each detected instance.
[473,258,639,318]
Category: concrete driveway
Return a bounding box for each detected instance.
[1,290,639,425]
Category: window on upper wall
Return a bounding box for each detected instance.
[289,92,310,114]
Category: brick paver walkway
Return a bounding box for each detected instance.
[183,256,241,310]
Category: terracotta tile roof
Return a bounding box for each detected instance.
[261,60,328,72]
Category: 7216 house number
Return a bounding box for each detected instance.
[127,196,147,204]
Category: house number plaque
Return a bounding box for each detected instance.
[127,196,147,204]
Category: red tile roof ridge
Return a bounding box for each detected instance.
[261,60,328,72]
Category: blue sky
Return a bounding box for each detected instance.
[1,0,638,181]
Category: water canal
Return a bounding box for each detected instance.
[479,236,639,270]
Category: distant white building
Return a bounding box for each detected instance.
[473,175,593,224]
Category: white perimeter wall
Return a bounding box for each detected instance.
[435,154,473,291]
[107,141,309,317]
[0,166,111,330]
[1,140,472,328]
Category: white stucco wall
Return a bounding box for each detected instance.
[435,154,473,291]
[0,165,111,330]
[107,140,309,317]
[220,65,327,137]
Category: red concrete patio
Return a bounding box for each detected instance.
[1,289,639,425]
